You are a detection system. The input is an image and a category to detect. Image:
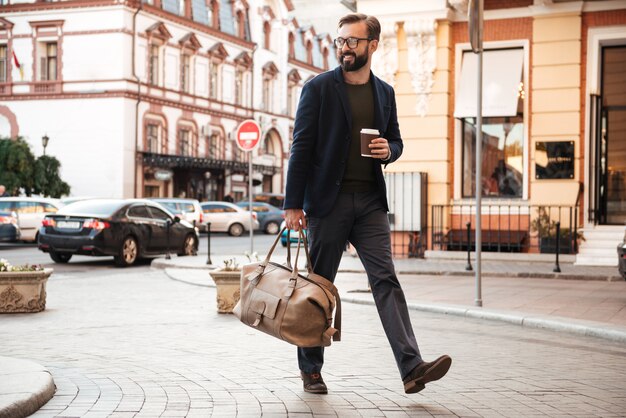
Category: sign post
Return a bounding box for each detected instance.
[235,119,262,254]
[469,0,484,307]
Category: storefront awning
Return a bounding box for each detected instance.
[454,48,524,118]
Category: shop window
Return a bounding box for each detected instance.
[455,48,525,199]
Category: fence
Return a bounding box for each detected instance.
[431,204,581,254]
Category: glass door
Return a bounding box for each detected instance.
[594,46,626,225]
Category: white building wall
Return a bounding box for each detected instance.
[6,97,132,198]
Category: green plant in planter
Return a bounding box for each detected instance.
[530,207,585,240]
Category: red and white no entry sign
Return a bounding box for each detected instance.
[235,119,261,152]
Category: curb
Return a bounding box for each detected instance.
[152,258,622,281]
[155,261,626,345]
[343,295,626,344]
[0,357,56,418]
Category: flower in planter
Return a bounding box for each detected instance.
[0,259,44,273]
[221,258,240,271]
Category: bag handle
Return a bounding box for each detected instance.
[286,228,313,274]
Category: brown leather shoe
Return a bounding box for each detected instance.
[403,355,452,394]
[301,371,328,394]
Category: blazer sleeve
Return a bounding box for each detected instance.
[381,87,403,166]
[284,81,320,210]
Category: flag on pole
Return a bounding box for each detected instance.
[12,50,24,81]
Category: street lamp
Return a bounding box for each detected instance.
[42,134,49,156]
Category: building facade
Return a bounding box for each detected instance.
[359,0,625,264]
[0,0,338,202]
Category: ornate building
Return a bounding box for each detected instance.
[358,0,626,263]
[0,0,338,201]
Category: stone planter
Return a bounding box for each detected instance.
[0,268,53,313]
[209,269,241,314]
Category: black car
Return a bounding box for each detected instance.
[38,199,198,266]
[0,211,20,242]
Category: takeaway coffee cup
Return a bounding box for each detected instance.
[360,128,379,157]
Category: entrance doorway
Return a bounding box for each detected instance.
[590,45,626,225]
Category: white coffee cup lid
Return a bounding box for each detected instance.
[360,128,379,135]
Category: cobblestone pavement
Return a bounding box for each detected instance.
[2,269,626,417]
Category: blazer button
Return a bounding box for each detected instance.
[335,181,340,186]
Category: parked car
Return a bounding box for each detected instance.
[235,201,284,234]
[200,201,259,237]
[251,193,285,209]
[279,220,307,247]
[0,211,20,242]
[0,197,63,242]
[150,198,204,231]
[38,199,198,266]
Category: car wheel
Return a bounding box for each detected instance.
[265,221,280,235]
[178,234,197,256]
[228,223,244,237]
[115,236,138,267]
[50,251,72,263]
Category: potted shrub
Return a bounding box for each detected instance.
[530,207,584,254]
[0,259,52,313]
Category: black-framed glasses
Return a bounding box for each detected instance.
[333,37,372,49]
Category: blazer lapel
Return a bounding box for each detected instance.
[333,67,352,132]
[371,73,386,136]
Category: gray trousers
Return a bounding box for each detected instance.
[298,190,423,379]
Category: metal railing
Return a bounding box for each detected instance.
[431,204,580,254]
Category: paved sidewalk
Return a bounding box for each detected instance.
[154,253,626,343]
[1,269,625,417]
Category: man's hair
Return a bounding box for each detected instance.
[338,13,381,41]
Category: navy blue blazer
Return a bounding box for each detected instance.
[284,66,403,218]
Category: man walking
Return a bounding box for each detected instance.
[284,13,451,395]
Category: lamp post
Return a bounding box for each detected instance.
[42,134,49,156]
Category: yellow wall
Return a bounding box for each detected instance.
[390,21,452,207]
[531,13,582,205]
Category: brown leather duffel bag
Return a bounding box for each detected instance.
[233,228,341,347]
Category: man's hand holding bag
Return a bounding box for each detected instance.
[233,228,341,347]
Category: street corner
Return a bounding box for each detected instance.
[0,356,56,418]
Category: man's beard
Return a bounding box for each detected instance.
[339,51,368,72]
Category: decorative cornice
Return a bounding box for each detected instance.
[146,21,172,41]
[234,51,252,70]
[179,32,202,52]
[208,42,229,62]
[372,20,398,88]
[287,69,301,84]
[404,18,438,117]
[262,61,280,77]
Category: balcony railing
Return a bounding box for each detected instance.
[31,81,61,94]
[431,204,581,254]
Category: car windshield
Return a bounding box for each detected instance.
[60,200,124,217]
